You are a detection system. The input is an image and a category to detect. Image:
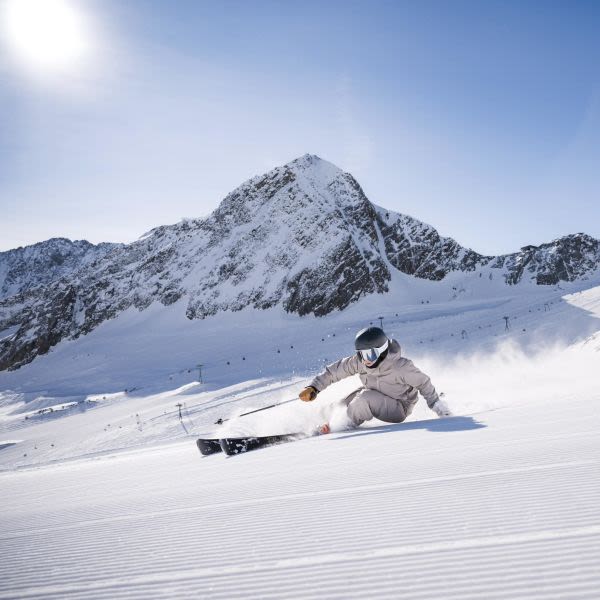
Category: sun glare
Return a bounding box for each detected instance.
[1,0,93,74]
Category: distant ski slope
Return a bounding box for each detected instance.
[0,283,599,467]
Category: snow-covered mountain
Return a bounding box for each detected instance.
[0,238,118,301]
[1,154,599,372]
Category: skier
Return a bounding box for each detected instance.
[299,326,452,431]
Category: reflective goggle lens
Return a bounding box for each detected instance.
[359,348,379,362]
[358,340,388,363]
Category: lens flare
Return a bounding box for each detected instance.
[1,0,93,74]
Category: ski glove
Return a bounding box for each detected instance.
[432,398,452,418]
[299,386,318,402]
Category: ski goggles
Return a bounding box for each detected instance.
[357,340,389,363]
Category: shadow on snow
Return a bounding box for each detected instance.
[334,415,486,440]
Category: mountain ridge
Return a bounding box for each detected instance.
[0,237,119,302]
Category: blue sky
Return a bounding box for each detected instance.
[1,0,599,254]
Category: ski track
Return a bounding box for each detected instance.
[1,394,599,599]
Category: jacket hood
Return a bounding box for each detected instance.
[388,338,401,357]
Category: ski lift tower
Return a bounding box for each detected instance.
[378,316,384,329]
[196,364,203,384]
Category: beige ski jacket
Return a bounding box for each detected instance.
[309,339,440,414]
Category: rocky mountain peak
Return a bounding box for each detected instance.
[213,153,352,219]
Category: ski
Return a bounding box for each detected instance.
[197,427,326,457]
[196,438,222,456]
[219,433,304,456]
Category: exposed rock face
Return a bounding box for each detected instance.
[1,154,599,371]
[376,212,492,280]
[0,238,118,301]
[495,235,600,285]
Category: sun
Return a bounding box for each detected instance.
[1,0,92,74]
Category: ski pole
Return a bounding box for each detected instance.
[214,397,298,425]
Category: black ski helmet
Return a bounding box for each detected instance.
[354,326,388,351]
[355,327,390,367]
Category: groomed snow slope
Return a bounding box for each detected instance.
[1,388,599,599]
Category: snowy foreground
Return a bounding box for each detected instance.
[1,284,600,598]
[1,388,600,599]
